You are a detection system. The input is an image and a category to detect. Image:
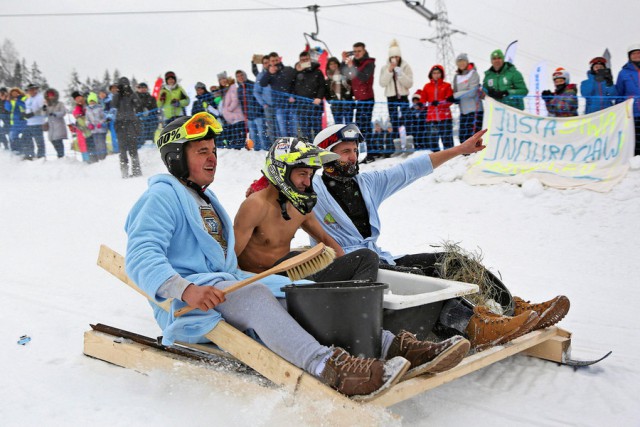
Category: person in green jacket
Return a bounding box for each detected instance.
[482,49,528,110]
[157,71,190,125]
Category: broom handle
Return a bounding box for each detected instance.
[173,246,325,318]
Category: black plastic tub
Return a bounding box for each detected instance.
[281,281,388,358]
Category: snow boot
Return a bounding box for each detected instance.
[386,330,470,380]
[319,347,409,398]
[513,295,570,330]
[466,306,540,351]
[120,163,129,179]
[391,138,403,157]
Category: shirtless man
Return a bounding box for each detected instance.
[234,137,379,282]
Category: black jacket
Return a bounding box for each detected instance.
[294,62,326,100]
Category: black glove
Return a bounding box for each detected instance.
[500,90,509,98]
[42,105,47,112]
[486,87,498,99]
[24,112,34,119]
[603,69,613,86]
[171,99,181,107]
[430,100,439,106]
[49,113,56,117]
[446,95,456,103]
[541,90,553,99]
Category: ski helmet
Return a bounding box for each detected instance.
[262,137,339,215]
[552,68,570,84]
[589,57,607,69]
[627,43,640,58]
[313,123,364,151]
[156,113,223,180]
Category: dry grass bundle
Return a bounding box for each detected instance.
[433,241,512,315]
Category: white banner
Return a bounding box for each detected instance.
[464,98,635,192]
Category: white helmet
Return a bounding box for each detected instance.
[313,123,364,151]
[628,43,640,57]
[552,68,570,84]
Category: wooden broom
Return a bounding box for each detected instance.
[173,243,336,317]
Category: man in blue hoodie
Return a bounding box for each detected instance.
[124,112,410,398]
[616,44,640,156]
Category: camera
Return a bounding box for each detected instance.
[346,51,355,56]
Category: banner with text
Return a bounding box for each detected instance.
[464,98,635,192]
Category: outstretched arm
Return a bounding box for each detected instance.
[301,213,346,257]
[429,129,487,169]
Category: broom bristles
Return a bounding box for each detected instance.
[285,246,336,281]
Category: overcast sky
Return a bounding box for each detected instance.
[1,0,637,98]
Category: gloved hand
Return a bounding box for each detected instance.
[430,100,439,106]
[171,99,180,107]
[486,87,498,98]
[49,113,56,117]
[88,124,95,130]
[24,112,35,119]
[42,105,48,112]
[446,95,456,103]
[105,117,111,124]
[500,90,510,98]
[541,90,553,99]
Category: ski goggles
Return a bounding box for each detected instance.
[158,112,223,149]
[181,112,223,140]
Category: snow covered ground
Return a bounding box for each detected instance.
[1,143,639,426]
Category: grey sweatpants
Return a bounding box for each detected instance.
[214,281,332,375]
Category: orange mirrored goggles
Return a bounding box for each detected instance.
[182,112,223,139]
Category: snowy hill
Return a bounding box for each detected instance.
[2,145,639,426]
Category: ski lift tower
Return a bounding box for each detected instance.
[404,0,463,78]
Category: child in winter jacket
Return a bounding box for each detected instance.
[85,92,108,160]
[542,68,578,117]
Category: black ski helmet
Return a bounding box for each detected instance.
[156,114,222,179]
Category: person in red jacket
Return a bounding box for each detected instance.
[420,65,455,151]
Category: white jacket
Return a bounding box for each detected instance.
[25,92,47,126]
[379,59,413,98]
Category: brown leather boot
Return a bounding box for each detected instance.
[466,306,540,351]
[387,330,470,379]
[319,347,409,397]
[513,295,570,330]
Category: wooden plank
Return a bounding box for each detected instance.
[369,327,564,407]
[84,329,388,425]
[523,328,571,363]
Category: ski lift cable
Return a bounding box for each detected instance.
[0,1,396,18]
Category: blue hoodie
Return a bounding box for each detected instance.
[312,154,434,264]
[616,61,640,117]
[125,174,297,344]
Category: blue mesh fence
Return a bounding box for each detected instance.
[0,92,634,159]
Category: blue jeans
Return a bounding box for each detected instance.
[248,117,266,150]
[274,99,297,137]
[23,125,46,158]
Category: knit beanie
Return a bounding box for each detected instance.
[388,39,402,58]
[490,49,504,59]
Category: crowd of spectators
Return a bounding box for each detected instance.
[1,41,638,175]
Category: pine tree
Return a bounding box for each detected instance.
[66,69,83,100]
[31,61,49,91]
[12,61,22,88]
[113,69,121,83]
[131,75,138,88]
[102,69,111,89]
[0,39,19,86]
[21,58,30,86]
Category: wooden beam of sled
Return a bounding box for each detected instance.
[96,245,351,404]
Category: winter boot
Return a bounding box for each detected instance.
[131,154,142,177]
[391,138,403,157]
[513,295,570,330]
[386,330,470,380]
[466,306,540,351]
[319,347,409,398]
[120,163,129,179]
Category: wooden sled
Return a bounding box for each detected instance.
[87,244,579,418]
